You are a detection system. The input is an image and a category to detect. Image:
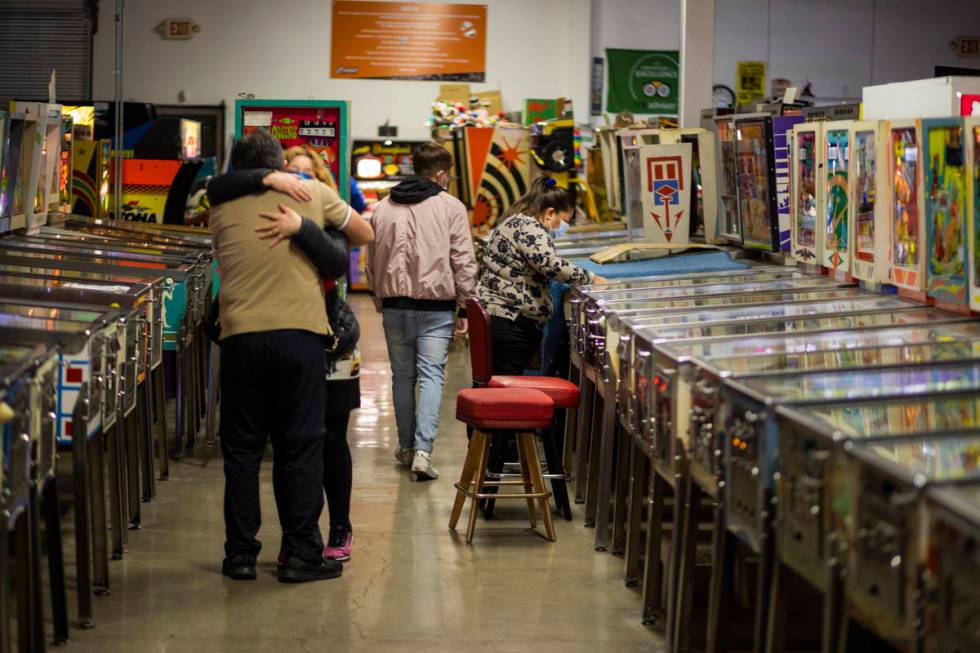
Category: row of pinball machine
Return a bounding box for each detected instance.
[554,88,980,650]
[0,101,217,652]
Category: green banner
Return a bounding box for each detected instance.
[606,49,680,115]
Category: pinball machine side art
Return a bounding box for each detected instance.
[889,119,927,292]
[791,123,825,268]
[773,115,805,252]
[923,118,969,307]
[848,121,892,284]
[597,128,622,213]
[657,129,719,243]
[968,117,980,312]
[71,139,111,218]
[714,115,742,244]
[639,142,692,252]
[462,125,530,238]
[823,120,852,273]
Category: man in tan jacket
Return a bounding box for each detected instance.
[366,142,477,480]
[210,129,355,583]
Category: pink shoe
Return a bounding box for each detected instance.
[324,529,353,562]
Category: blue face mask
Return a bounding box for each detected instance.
[551,220,570,239]
[289,170,315,181]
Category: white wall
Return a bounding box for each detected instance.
[92,0,587,146]
[714,0,980,101]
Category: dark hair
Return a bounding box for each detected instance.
[412,141,453,179]
[231,129,284,170]
[506,176,575,220]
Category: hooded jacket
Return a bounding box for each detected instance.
[366,177,477,309]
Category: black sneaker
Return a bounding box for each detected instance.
[221,555,257,580]
[277,556,343,583]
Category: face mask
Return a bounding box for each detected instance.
[550,220,570,239]
[290,170,314,181]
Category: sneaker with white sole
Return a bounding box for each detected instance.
[395,446,414,467]
[411,450,439,481]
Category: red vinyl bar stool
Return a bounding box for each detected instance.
[465,298,579,520]
[451,387,557,543]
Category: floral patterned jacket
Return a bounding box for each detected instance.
[477,213,593,324]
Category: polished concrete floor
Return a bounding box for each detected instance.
[67,295,661,652]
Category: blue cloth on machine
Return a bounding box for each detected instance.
[529,251,749,376]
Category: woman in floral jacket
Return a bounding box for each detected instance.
[477,176,607,376]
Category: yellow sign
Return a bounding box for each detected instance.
[736,61,767,106]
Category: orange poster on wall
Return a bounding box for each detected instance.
[331,1,487,81]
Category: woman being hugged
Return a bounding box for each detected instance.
[477,176,606,376]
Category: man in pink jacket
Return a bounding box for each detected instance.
[366,142,477,480]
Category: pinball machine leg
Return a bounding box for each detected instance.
[584,391,605,528]
[624,445,649,587]
[204,344,220,448]
[573,372,595,504]
[88,428,110,594]
[593,385,618,550]
[705,501,732,653]
[14,511,33,652]
[173,330,186,459]
[611,424,632,554]
[665,474,688,651]
[71,413,94,629]
[540,424,572,521]
[641,472,668,628]
[151,365,169,480]
[27,481,45,650]
[124,410,141,528]
[765,558,787,653]
[42,478,69,645]
[138,382,155,502]
[0,510,10,653]
[753,494,777,653]
[187,334,199,448]
[823,560,845,653]
[106,423,125,558]
[672,475,701,653]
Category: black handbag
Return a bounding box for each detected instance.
[325,285,360,360]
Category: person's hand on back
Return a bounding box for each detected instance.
[263,171,313,203]
[256,204,303,248]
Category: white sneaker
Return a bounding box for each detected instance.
[394,446,414,467]
[411,451,439,481]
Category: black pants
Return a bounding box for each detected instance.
[490,315,543,376]
[220,330,327,562]
[323,411,352,530]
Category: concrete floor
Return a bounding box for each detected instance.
[66,295,662,652]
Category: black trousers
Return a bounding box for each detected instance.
[490,315,543,376]
[323,410,352,530]
[220,330,327,562]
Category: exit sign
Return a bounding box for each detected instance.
[156,19,200,40]
[951,36,980,58]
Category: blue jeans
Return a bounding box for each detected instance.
[382,308,454,454]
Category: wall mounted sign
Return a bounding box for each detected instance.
[950,36,980,58]
[606,49,680,116]
[155,19,200,40]
[736,61,767,106]
[331,1,487,81]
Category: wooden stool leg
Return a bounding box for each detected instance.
[466,432,491,544]
[450,429,484,530]
[515,433,537,529]
[522,433,556,542]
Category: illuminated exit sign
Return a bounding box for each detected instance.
[155,19,201,40]
[951,36,980,58]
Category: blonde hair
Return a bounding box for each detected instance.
[284,145,338,192]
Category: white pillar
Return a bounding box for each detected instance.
[679,0,715,127]
[568,0,593,122]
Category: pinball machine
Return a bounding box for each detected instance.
[888,119,928,294]
[790,121,825,270]
[821,119,854,276]
[968,116,980,312]
[848,120,891,284]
